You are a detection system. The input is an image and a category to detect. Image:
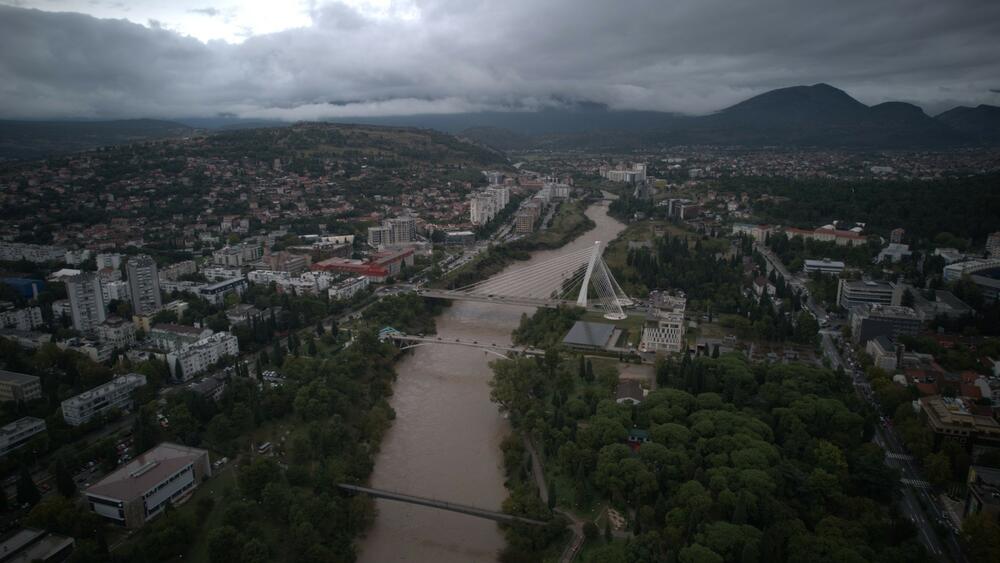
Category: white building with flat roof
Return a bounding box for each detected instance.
[85,442,211,528]
[0,417,46,457]
[329,276,370,301]
[61,373,147,426]
[804,259,845,276]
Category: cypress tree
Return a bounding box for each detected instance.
[16,466,40,507]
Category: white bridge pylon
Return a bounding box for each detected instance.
[454,241,632,320]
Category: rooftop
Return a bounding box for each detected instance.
[86,442,208,502]
[562,321,616,348]
[0,369,39,385]
[151,323,206,336]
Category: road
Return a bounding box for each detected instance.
[820,331,964,562]
[754,243,829,321]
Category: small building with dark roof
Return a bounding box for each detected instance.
[561,321,616,352]
[615,380,645,405]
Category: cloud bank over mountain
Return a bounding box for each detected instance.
[1,0,999,119]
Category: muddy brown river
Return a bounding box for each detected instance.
[357,200,625,563]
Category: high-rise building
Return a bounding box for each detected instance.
[127,255,162,316]
[66,273,106,333]
[368,225,393,248]
[388,216,416,244]
[369,215,418,248]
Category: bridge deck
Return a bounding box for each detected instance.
[417,289,607,313]
[391,334,544,356]
[338,483,549,526]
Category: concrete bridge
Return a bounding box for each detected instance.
[338,483,550,526]
[387,333,544,359]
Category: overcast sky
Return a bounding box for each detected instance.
[1,0,998,120]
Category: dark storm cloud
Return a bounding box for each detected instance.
[1,0,999,119]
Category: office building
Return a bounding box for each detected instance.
[166,332,239,380]
[837,279,899,309]
[61,373,146,426]
[0,417,47,457]
[66,272,106,333]
[0,370,42,403]
[85,443,211,529]
[640,290,687,354]
[126,255,162,316]
[866,335,901,372]
[850,304,921,345]
[803,259,845,276]
[920,396,1000,448]
[943,258,1000,282]
[197,277,247,306]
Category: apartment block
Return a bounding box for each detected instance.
[0,306,44,331]
[166,332,239,381]
[66,272,106,333]
[95,316,137,349]
[126,255,162,316]
[0,417,47,457]
[61,373,147,426]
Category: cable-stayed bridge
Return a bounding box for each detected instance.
[422,241,632,319]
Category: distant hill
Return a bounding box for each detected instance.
[936,104,1000,144]
[0,119,194,161]
[349,84,995,150]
